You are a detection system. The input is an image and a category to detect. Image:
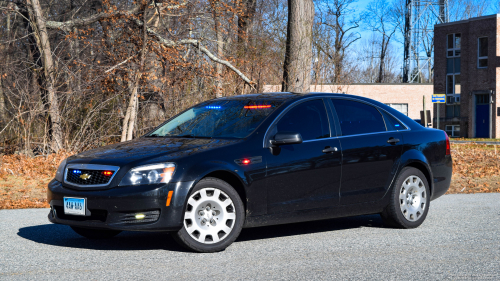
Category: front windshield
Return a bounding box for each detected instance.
[149,99,283,139]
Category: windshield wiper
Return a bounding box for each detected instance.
[145,134,161,137]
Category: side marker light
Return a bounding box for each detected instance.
[166,190,174,206]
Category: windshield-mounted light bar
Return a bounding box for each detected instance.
[244,105,272,109]
[205,106,222,109]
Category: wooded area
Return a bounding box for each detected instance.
[0,0,496,155]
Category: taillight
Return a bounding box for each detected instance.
[444,131,451,155]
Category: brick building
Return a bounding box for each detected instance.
[434,14,500,138]
[263,84,434,122]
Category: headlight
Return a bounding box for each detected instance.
[54,158,67,182]
[119,163,176,186]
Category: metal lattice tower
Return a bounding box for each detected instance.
[403,0,448,83]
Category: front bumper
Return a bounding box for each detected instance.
[47,179,195,232]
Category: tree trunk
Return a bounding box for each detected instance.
[29,0,64,152]
[211,2,224,98]
[282,0,315,92]
[237,0,257,48]
[377,37,386,83]
[121,6,148,142]
[0,78,5,123]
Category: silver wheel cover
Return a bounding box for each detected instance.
[183,187,236,244]
[399,175,427,222]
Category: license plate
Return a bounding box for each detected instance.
[63,197,86,216]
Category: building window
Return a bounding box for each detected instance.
[446,104,460,118]
[478,37,488,68]
[445,125,460,137]
[447,33,461,57]
[385,103,408,116]
[476,94,489,104]
[446,33,461,105]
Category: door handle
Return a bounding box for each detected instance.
[322,146,338,153]
[387,137,400,144]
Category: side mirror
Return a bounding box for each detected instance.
[270,132,303,146]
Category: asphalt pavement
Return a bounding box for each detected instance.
[1,194,499,280]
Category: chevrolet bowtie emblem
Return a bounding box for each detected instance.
[80,174,91,180]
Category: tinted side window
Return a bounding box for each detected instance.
[381,111,406,131]
[331,99,386,136]
[276,99,330,141]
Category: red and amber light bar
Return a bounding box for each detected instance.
[244,105,272,109]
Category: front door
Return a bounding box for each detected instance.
[331,99,403,205]
[476,94,489,138]
[265,99,342,214]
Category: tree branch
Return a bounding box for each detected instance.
[131,18,254,85]
[44,2,188,32]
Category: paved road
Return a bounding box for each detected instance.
[1,194,499,280]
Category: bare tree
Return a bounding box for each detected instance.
[28,0,64,151]
[313,0,360,84]
[354,35,401,83]
[449,0,493,21]
[363,0,399,83]
[282,0,315,92]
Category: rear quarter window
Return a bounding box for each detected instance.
[381,110,407,131]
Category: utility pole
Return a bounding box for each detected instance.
[423,95,427,127]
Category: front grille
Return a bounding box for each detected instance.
[66,169,113,185]
[54,206,107,222]
[117,210,160,224]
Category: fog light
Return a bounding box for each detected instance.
[135,214,145,219]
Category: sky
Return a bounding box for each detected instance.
[346,0,499,79]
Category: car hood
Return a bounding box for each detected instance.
[67,137,241,167]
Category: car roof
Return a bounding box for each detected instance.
[221,92,420,130]
[221,92,349,101]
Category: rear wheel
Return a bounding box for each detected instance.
[70,226,121,239]
[381,167,430,229]
[172,177,244,253]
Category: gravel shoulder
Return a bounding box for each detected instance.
[1,194,499,280]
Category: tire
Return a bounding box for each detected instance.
[381,167,430,229]
[70,226,122,239]
[172,177,245,253]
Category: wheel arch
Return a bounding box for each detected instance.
[201,170,247,212]
[399,149,434,197]
[402,160,434,197]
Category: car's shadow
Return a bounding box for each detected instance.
[17,214,384,252]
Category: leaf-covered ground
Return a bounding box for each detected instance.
[0,151,72,209]
[0,144,499,209]
[448,143,500,193]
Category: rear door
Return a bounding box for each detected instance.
[330,99,403,205]
[265,98,342,214]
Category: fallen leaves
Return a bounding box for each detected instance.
[448,143,500,194]
[0,151,73,209]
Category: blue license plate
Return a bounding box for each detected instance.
[63,197,86,216]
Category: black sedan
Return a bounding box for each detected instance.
[48,92,452,252]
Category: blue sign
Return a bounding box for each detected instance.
[432,94,446,103]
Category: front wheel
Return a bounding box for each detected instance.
[70,226,121,239]
[172,177,245,253]
[381,167,430,229]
